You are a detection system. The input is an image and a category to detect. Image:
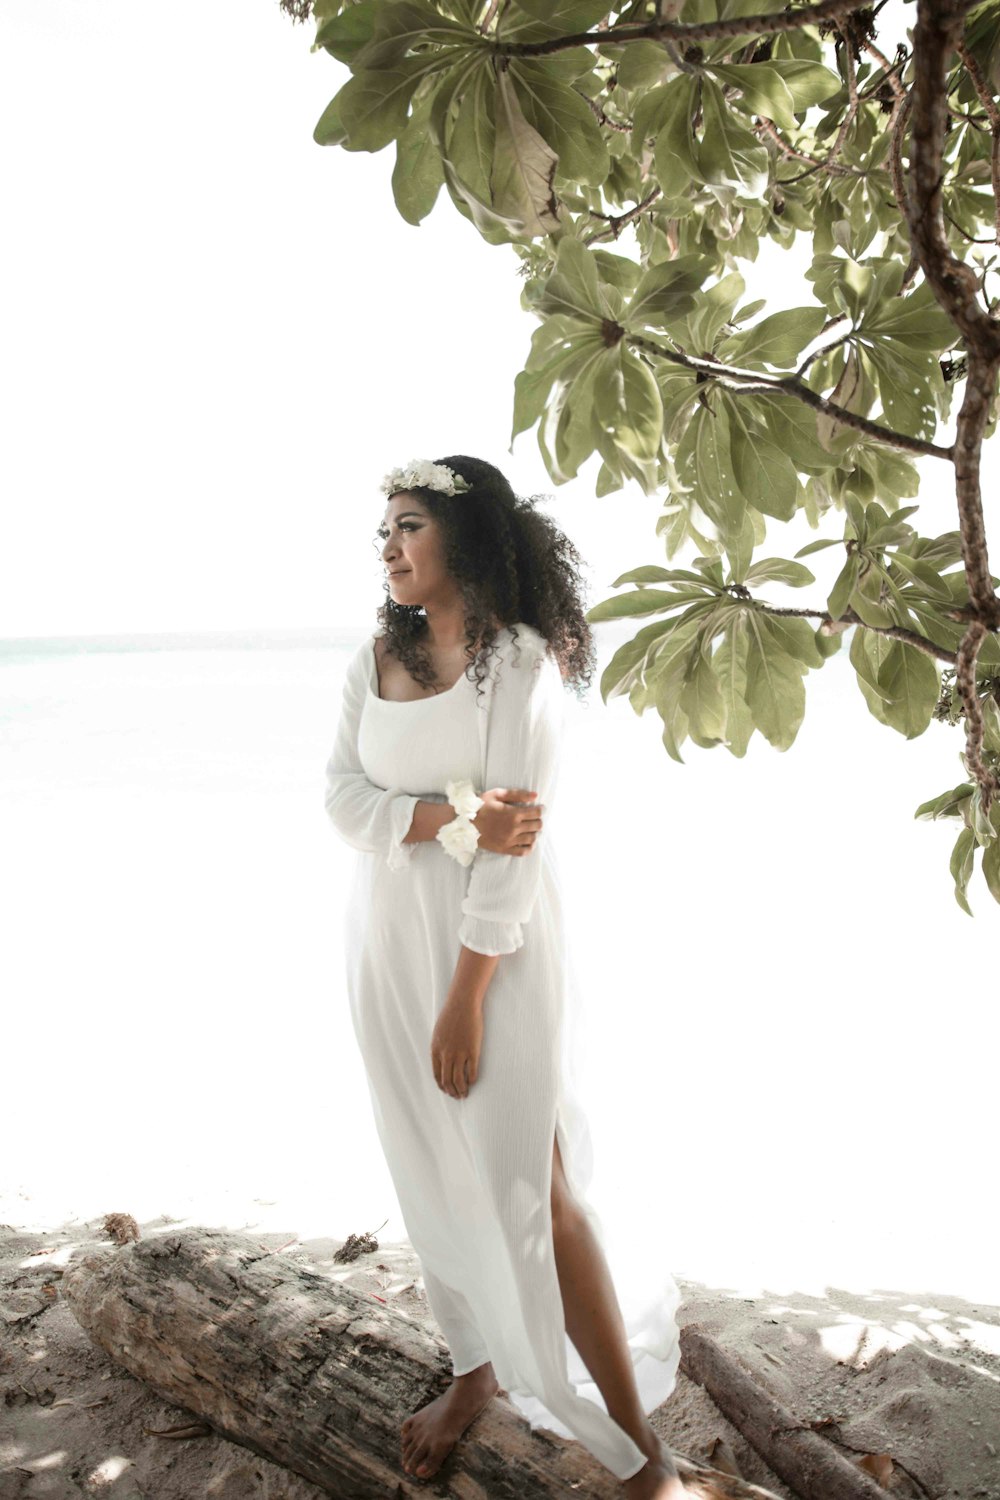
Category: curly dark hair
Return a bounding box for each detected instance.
[373,455,596,704]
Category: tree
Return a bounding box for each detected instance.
[287,0,1000,913]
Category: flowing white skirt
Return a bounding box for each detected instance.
[342,829,681,1482]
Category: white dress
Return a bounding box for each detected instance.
[324,621,681,1482]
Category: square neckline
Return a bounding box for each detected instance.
[366,635,471,704]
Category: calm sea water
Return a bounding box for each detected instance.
[2,627,997,1297]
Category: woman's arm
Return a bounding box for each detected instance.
[324,640,428,870]
[457,633,565,956]
[403,799,458,846]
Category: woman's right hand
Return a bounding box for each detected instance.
[473,787,543,856]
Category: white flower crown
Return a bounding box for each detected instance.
[381,460,471,498]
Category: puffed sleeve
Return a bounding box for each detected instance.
[458,633,566,956]
[324,639,420,871]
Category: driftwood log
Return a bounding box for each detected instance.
[681,1328,887,1500]
[62,1227,782,1500]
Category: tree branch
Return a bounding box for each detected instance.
[749,600,959,663]
[626,332,955,459]
[908,0,1000,805]
[583,187,662,244]
[493,0,872,59]
[753,113,860,176]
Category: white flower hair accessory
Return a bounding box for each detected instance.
[381,460,471,498]
[435,777,485,866]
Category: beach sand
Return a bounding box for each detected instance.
[2,1197,998,1500]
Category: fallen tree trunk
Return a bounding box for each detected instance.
[681,1327,887,1500]
[62,1227,782,1500]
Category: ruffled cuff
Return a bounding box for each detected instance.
[457,913,524,957]
[386,795,420,871]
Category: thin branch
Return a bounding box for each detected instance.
[478,0,501,36]
[626,332,955,459]
[827,18,861,161]
[943,207,1000,245]
[750,601,959,663]
[583,187,662,244]
[493,0,872,59]
[753,114,860,176]
[583,94,632,134]
[795,327,853,378]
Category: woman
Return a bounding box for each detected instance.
[324,455,684,1497]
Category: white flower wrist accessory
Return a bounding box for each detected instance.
[435,778,484,867]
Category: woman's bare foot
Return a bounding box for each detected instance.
[621,1422,687,1499]
[401,1361,499,1478]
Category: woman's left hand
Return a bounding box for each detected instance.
[430,996,483,1099]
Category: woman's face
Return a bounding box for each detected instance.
[377,492,456,607]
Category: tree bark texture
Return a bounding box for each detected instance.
[62,1227,784,1500]
[681,1326,888,1500]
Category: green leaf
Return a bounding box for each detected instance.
[743,614,806,749]
[950,826,976,916]
[500,0,611,34]
[650,619,705,762]
[862,339,942,442]
[511,320,598,443]
[721,305,827,369]
[588,587,694,621]
[314,1,377,64]
[982,834,1000,904]
[447,62,495,197]
[536,236,608,323]
[744,557,816,589]
[709,62,799,131]
[652,75,701,196]
[352,0,470,69]
[314,92,348,146]
[914,783,975,821]
[861,275,957,351]
[827,552,861,620]
[509,61,610,185]
[679,648,727,742]
[875,641,940,738]
[714,617,754,757]
[617,348,663,460]
[617,40,673,92]
[626,254,711,332]
[728,406,798,521]
[338,60,430,151]
[490,68,562,237]
[725,510,758,587]
[679,403,746,544]
[697,80,770,199]
[969,786,997,846]
[546,344,606,479]
[795,537,842,558]
[392,88,445,223]
[764,59,841,110]
[759,613,825,668]
[850,627,894,725]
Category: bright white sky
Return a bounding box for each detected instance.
[0,0,662,637]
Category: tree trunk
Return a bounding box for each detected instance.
[681,1326,888,1500]
[62,1227,782,1500]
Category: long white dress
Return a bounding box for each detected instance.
[324,621,681,1482]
